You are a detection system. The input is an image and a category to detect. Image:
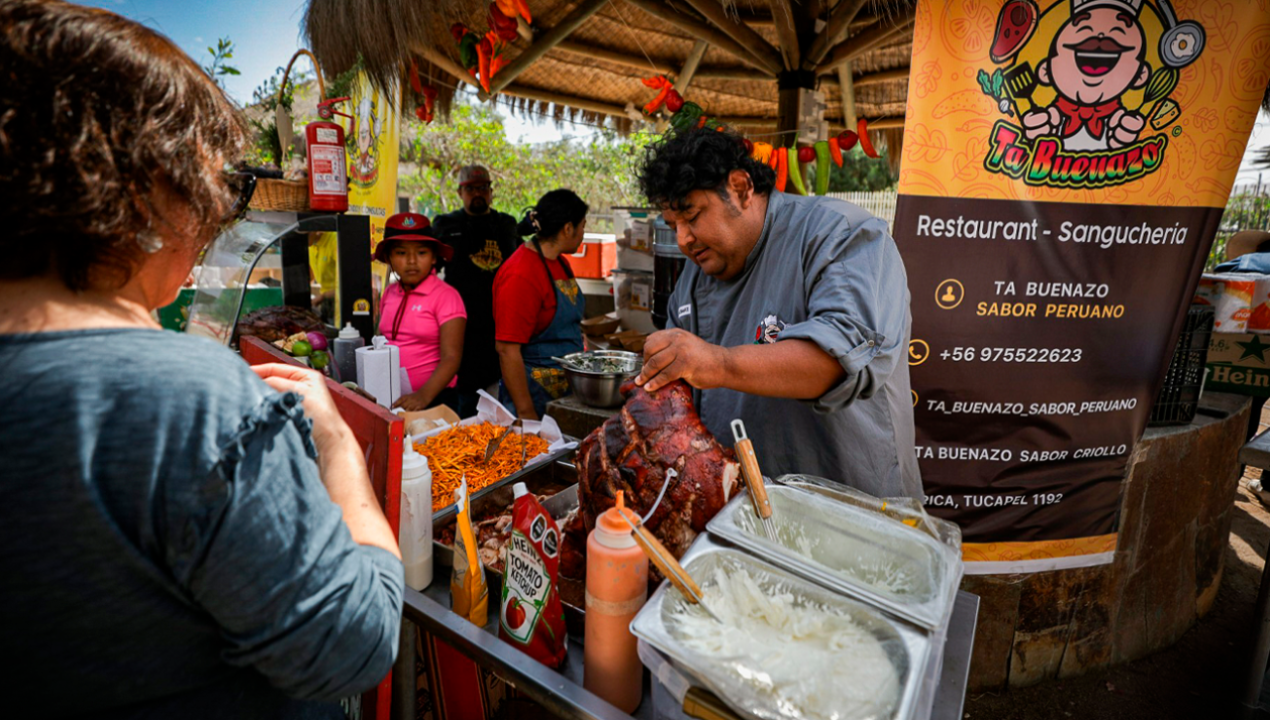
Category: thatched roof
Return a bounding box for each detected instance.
[304,0,916,157]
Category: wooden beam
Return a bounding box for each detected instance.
[837,60,857,128]
[625,0,776,76]
[815,8,916,74]
[803,0,869,70]
[515,16,533,42]
[555,39,676,74]
[675,41,710,92]
[867,116,905,130]
[767,0,800,70]
[679,0,785,74]
[417,46,479,90]
[855,66,909,87]
[486,0,610,96]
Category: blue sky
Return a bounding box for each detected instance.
[77,0,1269,185]
[76,0,579,144]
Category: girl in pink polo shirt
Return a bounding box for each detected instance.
[375,213,467,411]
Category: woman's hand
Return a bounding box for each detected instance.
[391,391,433,412]
[251,363,351,453]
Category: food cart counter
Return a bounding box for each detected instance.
[404,556,979,720]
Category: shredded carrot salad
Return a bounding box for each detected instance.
[414,422,551,512]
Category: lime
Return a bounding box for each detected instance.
[310,350,329,369]
[291,340,313,357]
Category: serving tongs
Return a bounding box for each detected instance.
[620,508,722,623]
[731,419,778,542]
[482,419,525,466]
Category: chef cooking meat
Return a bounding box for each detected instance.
[634,127,921,499]
[1022,0,1151,151]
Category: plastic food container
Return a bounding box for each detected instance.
[630,538,928,720]
[707,484,960,631]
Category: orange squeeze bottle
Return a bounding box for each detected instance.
[584,491,649,713]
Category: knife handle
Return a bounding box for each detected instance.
[735,437,772,521]
[631,523,704,603]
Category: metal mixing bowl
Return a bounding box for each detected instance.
[560,350,642,408]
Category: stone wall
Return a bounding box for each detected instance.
[963,393,1251,691]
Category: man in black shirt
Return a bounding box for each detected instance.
[432,165,521,417]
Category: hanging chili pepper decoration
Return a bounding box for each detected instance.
[813,141,831,195]
[477,37,493,93]
[857,118,879,159]
[827,136,844,166]
[410,60,437,124]
[786,147,808,195]
[774,148,788,192]
[751,141,773,165]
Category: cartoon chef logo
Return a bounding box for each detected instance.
[754,314,786,344]
[979,0,1204,188]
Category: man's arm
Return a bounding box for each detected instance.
[638,215,906,409]
[636,329,844,397]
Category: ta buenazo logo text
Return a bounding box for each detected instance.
[985,120,1168,189]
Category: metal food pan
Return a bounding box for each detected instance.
[630,537,928,720]
[431,457,577,568]
[707,485,958,631]
[430,444,576,526]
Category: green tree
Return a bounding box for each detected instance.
[827,146,897,192]
[202,37,240,89]
[398,102,654,224]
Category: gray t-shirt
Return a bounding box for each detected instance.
[0,329,403,718]
[667,191,922,498]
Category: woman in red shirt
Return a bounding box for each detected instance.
[375,213,467,411]
[493,190,589,419]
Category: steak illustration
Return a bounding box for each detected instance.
[569,380,739,575]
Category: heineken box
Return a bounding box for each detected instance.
[1207,332,1270,397]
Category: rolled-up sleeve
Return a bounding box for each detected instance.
[167,392,404,702]
[777,216,910,413]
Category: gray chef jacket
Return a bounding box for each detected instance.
[665,191,921,498]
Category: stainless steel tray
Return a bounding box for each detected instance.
[630,537,928,720]
[707,485,958,631]
[432,457,578,568]
[430,444,576,525]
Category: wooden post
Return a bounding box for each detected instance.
[767,0,800,70]
[838,60,857,129]
[675,41,710,93]
[776,69,816,148]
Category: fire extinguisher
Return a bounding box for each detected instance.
[306,96,354,212]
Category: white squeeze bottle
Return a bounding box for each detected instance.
[333,322,363,384]
[400,441,433,590]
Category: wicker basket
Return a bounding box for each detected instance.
[250,178,310,212]
[247,50,327,213]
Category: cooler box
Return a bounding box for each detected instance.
[567,233,617,279]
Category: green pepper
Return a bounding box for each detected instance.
[814,141,831,195]
[459,33,479,70]
[786,147,807,195]
[670,102,703,133]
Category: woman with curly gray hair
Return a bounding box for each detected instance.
[0,2,403,718]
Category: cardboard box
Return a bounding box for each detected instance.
[1206,332,1270,397]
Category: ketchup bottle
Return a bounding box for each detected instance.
[584,491,648,713]
[306,96,353,212]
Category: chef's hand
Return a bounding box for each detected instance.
[391,391,432,412]
[636,329,728,393]
[1107,109,1146,150]
[1021,106,1062,141]
[252,363,351,454]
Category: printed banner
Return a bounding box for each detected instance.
[346,72,401,254]
[894,0,1270,572]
